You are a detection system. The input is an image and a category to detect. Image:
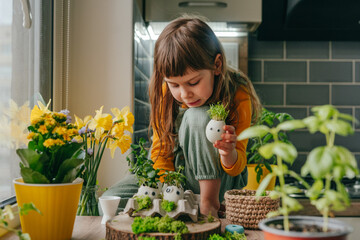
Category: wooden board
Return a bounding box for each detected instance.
[106,213,221,240]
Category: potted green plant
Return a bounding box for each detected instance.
[238,104,358,240]
[126,138,162,212]
[206,102,229,143]
[161,166,186,212]
[245,108,294,190]
[2,100,85,240]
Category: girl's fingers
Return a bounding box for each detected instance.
[221,133,237,142]
[223,125,235,134]
[214,141,235,152]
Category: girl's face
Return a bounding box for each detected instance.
[164,69,215,108]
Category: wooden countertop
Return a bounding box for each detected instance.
[1,216,263,240]
[2,216,360,240]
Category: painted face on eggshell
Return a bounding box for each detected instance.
[136,185,160,200]
[163,186,184,202]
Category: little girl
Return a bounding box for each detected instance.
[149,16,261,217]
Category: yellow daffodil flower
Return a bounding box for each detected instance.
[108,134,132,158]
[3,100,31,124]
[74,114,92,129]
[111,122,124,138]
[30,99,51,123]
[111,106,134,133]
[0,101,31,148]
[118,135,132,154]
[88,106,113,140]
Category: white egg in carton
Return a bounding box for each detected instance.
[123,186,200,222]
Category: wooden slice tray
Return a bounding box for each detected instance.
[106,213,221,240]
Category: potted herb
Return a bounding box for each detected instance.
[206,102,229,143]
[238,104,358,240]
[245,108,294,190]
[126,138,162,212]
[161,166,186,212]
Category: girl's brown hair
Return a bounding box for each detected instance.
[149,16,261,158]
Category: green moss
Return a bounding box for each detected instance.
[207,212,214,223]
[134,196,153,212]
[138,237,157,240]
[161,200,177,212]
[208,232,247,240]
[131,215,189,237]
[207,102,229,121]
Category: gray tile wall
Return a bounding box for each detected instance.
[133,5,153,143]
[248,35,360,173]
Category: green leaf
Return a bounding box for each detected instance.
[333,166,345,180]
[269,191,280,200]
[303,116,321,133]
[262,133,273,143]
[4,205,14,220]
[335,146,357,167]
[284,185,302,194]
[313,198,327,212]
[283,196,303,212]
[267,211,281,218]
[55,158,84,183]
[304,147,334,179]
[276,113,294,123]
[325,120,354,136]
[338,113,355,122]
[256,167,263,183]
[16,148,48,173]
[263,161,273,172]
[277,120,305,131]
[20,167,50,183]
[19,203,41,216]
[306,180,323,200]
[19,233,31,240]
[237,125,270,141]
[272,142,297,164]
[258,143,275,159]
[255,173,274,196]
[312,105,337,121]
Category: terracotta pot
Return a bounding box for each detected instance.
[243,164,276,191]
[259,216,353,240]
[14,177,83,240]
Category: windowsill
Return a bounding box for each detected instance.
[0,204,20,237]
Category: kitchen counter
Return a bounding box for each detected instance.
[1,216,263,240]
[2,216,360,240]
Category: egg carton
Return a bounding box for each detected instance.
[123,190,200,222]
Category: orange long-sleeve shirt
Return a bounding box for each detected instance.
[151,86,251,177]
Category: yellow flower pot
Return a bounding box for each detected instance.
[13,178,83,240]
[243,164,276,191]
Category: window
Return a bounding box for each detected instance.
[0,0,52,203]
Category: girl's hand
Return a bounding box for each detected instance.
[213,125,238,168]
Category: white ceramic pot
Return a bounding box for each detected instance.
[163,185,184,203]
[206,119,225,143]
[135,185,160,200]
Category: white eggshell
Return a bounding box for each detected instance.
[206,120,225,143]
[163,186,184,203]
[135,185,160,200]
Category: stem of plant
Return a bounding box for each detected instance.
[323,174,331,232]
[273,132,289,231]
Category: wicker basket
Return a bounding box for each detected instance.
[224,189,280,229]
